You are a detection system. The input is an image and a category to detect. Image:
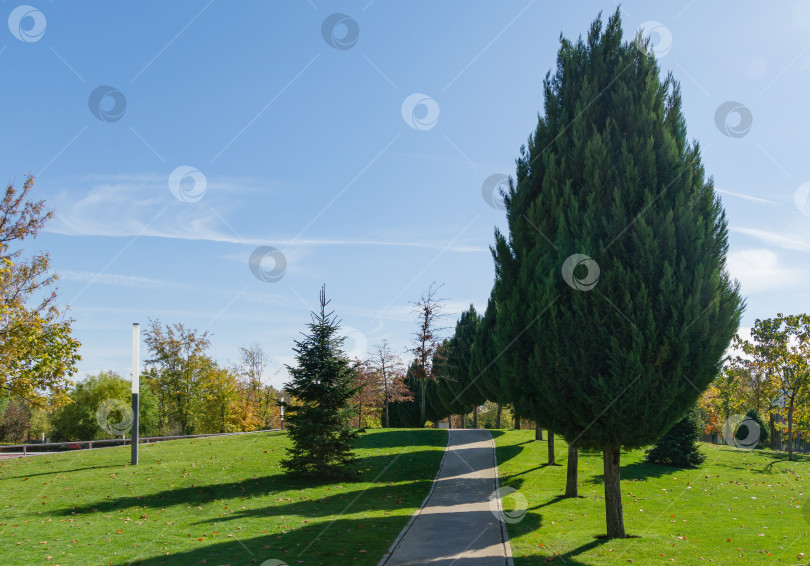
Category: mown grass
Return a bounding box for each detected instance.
[0,429,447,566]
[493,430,810,565]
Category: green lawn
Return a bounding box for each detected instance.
[493,430,810,565]
[0,429,447,566]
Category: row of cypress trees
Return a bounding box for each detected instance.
[392,9,743,539]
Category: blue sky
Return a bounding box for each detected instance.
[2,1,809,389]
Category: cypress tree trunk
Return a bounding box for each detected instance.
[769,413,777,449]
[514,411,520,430]
[603,447,625,538]
[358,403,362,431]
[535,423,542,440]
[548,431,556,465]
[495,403,502,429]
[473,406,478,428]
[565,445,578,497]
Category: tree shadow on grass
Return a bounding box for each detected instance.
[0,464,121,480]
[500,464,543,482]
[533,537,611,565]
[725,448,810,473]
[700,443,810,469]
[48,448,447,518]
[585,458,681,485]
[109,515,533,566]
[494,440,527,469]
[104,515,436,566]
[104,498,538,565]
[188,466,512,528]
[50,429,519,522]
[529,493,586,511]
[761,454,810,475]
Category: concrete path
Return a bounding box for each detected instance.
[379,429,513,565]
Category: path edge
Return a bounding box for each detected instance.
[376,428,452,566]
[487,429,515,566]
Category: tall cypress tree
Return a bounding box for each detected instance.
[281,286,359,478]
[432,339,464,424]
[436,307,486,427]
[456,307,487,427]
[424,371,450,426]
[494,10,743,538]
[491,256,558,465]
[471,298,510,428]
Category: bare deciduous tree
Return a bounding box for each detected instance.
[409,282,447,427]
[371,339,410,427]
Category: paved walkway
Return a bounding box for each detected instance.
[379,429,513,565]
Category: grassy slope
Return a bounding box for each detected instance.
[0,429,447,566]
[493,430,810,565]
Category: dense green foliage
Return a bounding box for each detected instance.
[424,366,451,424]
[446,307,486,421]
[281,287,359,478]
[433,339,466,419]
[645,405,706,468]
[738,408,769,449]
[470,298,511,411]
[50,371,158,441]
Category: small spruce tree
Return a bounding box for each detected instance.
[645,405,706,468]
[281,286,359,478]
[737,408,769,449]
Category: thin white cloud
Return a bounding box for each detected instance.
[716,188,778,205]
[74,172,274,195]
[726,248,806,294]
[58,270,189,290]
[731,226,810,251]
[46,174,486,253]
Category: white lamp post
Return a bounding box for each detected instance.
[280,396,285,431]
[131,323,140,465]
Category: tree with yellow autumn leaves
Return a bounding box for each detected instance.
[0,176,80,406]
[700,314,810,460]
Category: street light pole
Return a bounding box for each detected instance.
[131,323,140,466]
[280,396,285,431]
